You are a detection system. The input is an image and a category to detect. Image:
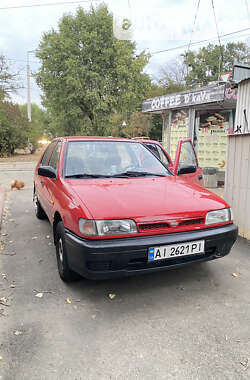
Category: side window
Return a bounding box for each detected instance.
[145,143,170,166]
[155,145,170,166]
[48,142,62,171]
[145,143,160,159]
[40,143,56,166]
[179,141,197,167]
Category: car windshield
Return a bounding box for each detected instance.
[64,141,170,178]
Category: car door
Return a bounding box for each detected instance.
[45,141,63,222]
[172,138,204,186]
[35,142,57,214]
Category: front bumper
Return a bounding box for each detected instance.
[65,224,238,280]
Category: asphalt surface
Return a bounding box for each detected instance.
[0,163,250,380]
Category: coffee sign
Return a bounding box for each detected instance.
[142,85,226,113]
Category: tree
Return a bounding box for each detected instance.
[0,101,28,156]
[0,55,20,100]
[159,58,187,91]
[183,42,250,87]
[0,55,29,156]
[36,5,151,136]
[19,104,50,151]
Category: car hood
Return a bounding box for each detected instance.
[67,176,228,222]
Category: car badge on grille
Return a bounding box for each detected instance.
[169,221,179,227]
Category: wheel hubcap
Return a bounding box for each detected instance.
[58,238,63,263]
[34,194,38,211]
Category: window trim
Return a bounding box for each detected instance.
[40,142,57,167]
[48,141,62,177]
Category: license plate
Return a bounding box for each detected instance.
[148,240,205,261]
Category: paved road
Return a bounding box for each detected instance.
[0,166,250,380]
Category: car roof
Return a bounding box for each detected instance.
[53,136,137,143]
[133,138,162,145]
[52,136,162,145]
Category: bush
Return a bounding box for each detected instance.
[0,101,29,156]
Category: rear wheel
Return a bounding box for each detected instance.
[55,222,81,282]
[34,190,46,219]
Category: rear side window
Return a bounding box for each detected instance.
[48,142,62,171]
[144,143,170,166]
[40,142,56,166]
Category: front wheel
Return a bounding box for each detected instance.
[55,222,81,282]
[34,190,46,220]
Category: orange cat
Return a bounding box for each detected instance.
[10,180,25,190]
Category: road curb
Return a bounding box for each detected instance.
[0,185,5,231]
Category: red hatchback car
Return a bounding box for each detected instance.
[34,136,237,282]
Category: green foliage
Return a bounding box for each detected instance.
[125,111,152,138]
[0,102,28,156]
[19,104,51,149]
[149,114,163,141]
[0,55,20,100]
[183,42,250,87]
[36,5,151,136]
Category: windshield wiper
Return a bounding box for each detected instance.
[112,171,167,178]
[65,173,110,179]
[65,171,167,179]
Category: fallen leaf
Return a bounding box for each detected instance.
[9,241,13,244]
[108,293,116,300]
[33,289,53,294]
[0,297,8,304]
[46,235,50,239]
[1,233,8,237]
[240,358,249,369]
[0,252,16,256]
[31,236,38,240]
[8,219,15,222]
[14,330,23,336]
[48,242,52,246]
[66,298,71,304]
[10,284,16,288]
[2,273,7,280]
[0,246,5,251]
[0,356,2,360]
[232,273,238,278]
[35,293,43,298]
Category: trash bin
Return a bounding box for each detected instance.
[203,167,217,188]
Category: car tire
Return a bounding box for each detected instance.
[55,222,81,282]
[34,191,47,220]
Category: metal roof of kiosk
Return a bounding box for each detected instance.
[142,83,237,114]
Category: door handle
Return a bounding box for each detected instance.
[198,175,203,180]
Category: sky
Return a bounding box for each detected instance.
[0,0,249,109]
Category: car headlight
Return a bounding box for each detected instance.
[205,208,232,225]
[78,218,138,236]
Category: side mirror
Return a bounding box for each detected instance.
[38,166,57,179]
[178,164,197,175]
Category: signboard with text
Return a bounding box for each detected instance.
[142,85,226,113]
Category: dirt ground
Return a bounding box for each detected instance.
[0,148,46,163]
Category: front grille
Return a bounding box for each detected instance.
[139,222,169,231]
[139,218,204,232]
[178,218,204,226]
